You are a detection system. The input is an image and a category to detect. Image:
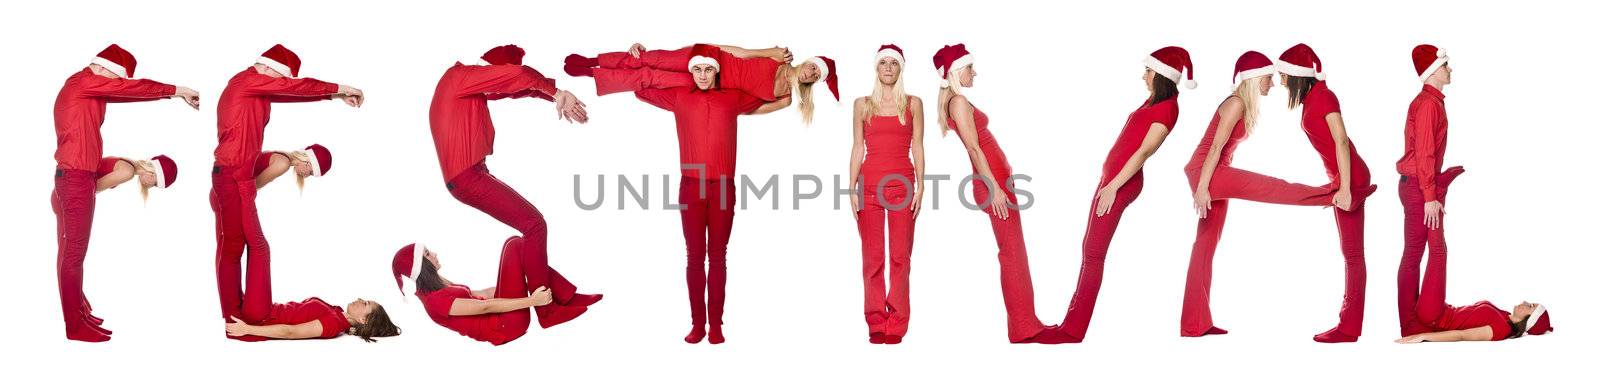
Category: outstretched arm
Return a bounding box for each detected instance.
[1395,326,1494,343]
[225,316,325,340]
[746,96,792,115]
[712,44,790,62]
[448,287,551,316]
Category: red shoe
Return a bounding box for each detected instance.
[564,54,597,77]
[869,332,885,344]
[707,325,725,345]
[536,305,588,329]
[684,325,706,344]
[564,293,603,308]
[65,326,111,343]
[882,334,903,345]
[1313,327,1359,343]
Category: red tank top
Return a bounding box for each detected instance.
[1426,300,1513,341]
[861,104,916,189]
[948,101,1012,191]
[1186,98,1249,171]
[706,45,783,102]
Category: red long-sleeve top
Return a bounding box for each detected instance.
[1396,85,1449,202]
[214,68,339,180]
[428,63,559,182]
[634,87,766,181]
[53,68,176,171]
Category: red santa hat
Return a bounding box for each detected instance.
[807,56,839,101]
[876,44,905,65]
[257,44,303,78]
[1276,43,1327,80]
[1232,51,1276,89]
[932,44,974,88]
[481,44,525,66]
[391,243,428,299]
[149,154,178,189]
[91,44,137,79]
[1412,44,1448,82]
[1525,304,1553,336]
[303,144,333,177]
[1144,46,1197,90]
[688,44,721,71]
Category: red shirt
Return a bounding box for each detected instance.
[1424,300,1512,341]
[95,157,128,179]
[635,87,765,180]
[1299,82,1370,187]
[420,284,524,345]
[1396,85,1449,202]
[214,68,339,180]
[703,45,784,102]
[235,297,350,341]
[1185,100,1249,172]
[428,63,559,182]
[253,151,289,177]
[53,68,176,171]
[860,107,916,188]
[1101,96,1179,187]
[948,105,1013,193]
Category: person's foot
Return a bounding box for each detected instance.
[869,332,885,344]
[564,54,597,77]
[88,322,113,336]
[684,325,707,344]
[564,293,603,308]
[535,305,588,329]
[65,327,111,343]
[1313,327,1359,343]
[1203,326,1229,336]
[1033,325,1084,344]
[882,334,903,345]
[708,325,725,345]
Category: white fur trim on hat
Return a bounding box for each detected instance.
[688,56,719,71]
[399,242,427,300]
[875,49,903,65]
[1144,56,1196,89]
[1420,48,1448,83]
[90,57,129,79]
[1232,66,1276,89]
[256,56,296,78]
[1276,59,1326,80]
[809,57,829,82]
[1526,304,1546,331]
[148,158,168,189]
[302,149,324,177]
[941,54,975,88]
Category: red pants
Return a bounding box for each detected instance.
[483,235,574,342]
[857,182,916,337]
[1412,216,1451,329]
[212,166,273,325]
[448,162,581,311]
[592,47,694,96]
[1060,174,1144,339]
[1326,190,1369,338]
[680,177,736,327]
[1397,166,1463,336]
[53,169,102,339]
[1180,165,1336,336]
[971,179,1046,342]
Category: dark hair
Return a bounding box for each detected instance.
[1285,75,1320,109]
[415,260,448,294]
[1147,74,1177,107]
[1508,316,1529,339]
[350,304,401,343]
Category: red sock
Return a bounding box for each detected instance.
[564,54,596,77]
[564,293,603,308]
[869,332,885,344]
[684,325,706,344]
[883,334,903,345]
[1313,327,1359,343]
[536,305,588,329]
[66,326,111,343]
[1204,326,1228,336]
[708,325,725,345]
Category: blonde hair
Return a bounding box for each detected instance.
[936,67,966,137]
[289,150,312,194]
[794,74,816,125]
[866,57,909,125]
[132,159,156,203]
[1233,76,1264,136]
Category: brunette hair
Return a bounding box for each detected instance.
[1148,74,1178,107]
[415,260,448,294]
[1285,75,1320,109]
[349,304,401,342]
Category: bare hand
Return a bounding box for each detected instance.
[174,86,201,110]
[1423,200,1444,230]
[628,43,645,59]
[1395,334,1426,344]
[1095,185,1118,217]
[529,286,554,307]
[553,90,588,124]
[1193,187,1212,219]
[1331,189,1352,211]
[336,85,364,107]
[910,187,924,219]
[224,316,253,337]
[989,190,1011,220]
[774,47,793,63]
[850,188,861,218]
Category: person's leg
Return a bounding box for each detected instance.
[234,179,273,324]
[883,184,916,341]
[1315,204,1367,343]
[1208,165,1335,206]
[212,171,248,323]
[491,237,534,341]
[597,45,694,71]
[1396,177,1428,336]
[591,68,694,96]
[1413,215,1449,328]
[449,163,581,302]
[55,171,107,342]
[705,179,736,344]
[1061,175,1144,341]
[974,182,1046,343]
[856,188,889,340]
[679,177,710,343]
[1181,200,1230,337]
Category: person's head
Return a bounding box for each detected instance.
[1142,46,1196,106]
[932,44,976,137]
[1508,302,1554,338]
[90,44,136,79]
[288,144,333,193]
[393,243,447,297]
[1413,44,1451,88]
[689,58,720,91]
[1143,69,1178,106]
[135,155,179,202]
[344,298,401,342]
[255,44,302,78]
[1275,43,1326,109]
[481,44,525,66]
[792,56,837,125]
[1231,51,1277,135]
[868,45,909,124]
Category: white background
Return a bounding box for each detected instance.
[2,0,1592,373]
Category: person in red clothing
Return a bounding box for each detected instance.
[212,44,366,328]
[1179,51,1344,337]
[580,50,792,344]
[1395,44,1471,338]
[52,44,200,342]
[564,42,836,123]
[1394,215,1554,343]
[390,240,576,346]
[1276,43,1378,343]
[1056,47,1194,343]
[934,44,1069,344]
[427,44,601,336]
[847,44,924,344]
[253,144,334,192]
[222,227,400,342]
[93,155,180,201]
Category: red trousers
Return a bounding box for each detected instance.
[1397,166,1463,336]
[482,235,573,342]
[971,179,1046,342]
[213,166,273,325]
[592,47,694,96]
[1326,190,1370,338]
[857,182,916,337]
[680,177,736,327]
[1060,174,1144,339]
[448,162,582,314]
[53,169,102,339]
[1180,165,1336,336]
